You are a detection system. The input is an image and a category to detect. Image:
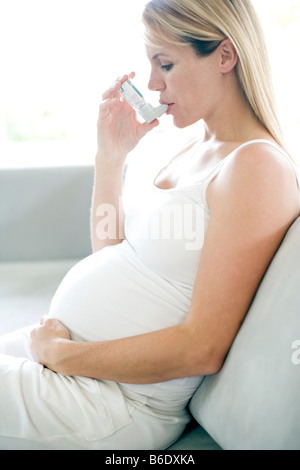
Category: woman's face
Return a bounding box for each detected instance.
[146,42,221,129]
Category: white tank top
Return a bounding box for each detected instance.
[50,139,299,413]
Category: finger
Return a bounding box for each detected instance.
[102,81,122,101]
[40,315,50,325]
[138,118,160,139]
[30,327,36,340]
[102,75,128,101]
[98,98,120,120]
[102,73,135,101]
[117,72,135,85]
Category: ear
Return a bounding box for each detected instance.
[218,39,238,73]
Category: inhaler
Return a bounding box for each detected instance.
[119,79,168,123]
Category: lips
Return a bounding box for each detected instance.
[160,101,175,114]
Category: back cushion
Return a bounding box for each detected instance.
[190,217,300,450]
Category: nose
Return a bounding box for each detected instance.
[148,71,166,92]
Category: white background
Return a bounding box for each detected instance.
[0,0,299,166]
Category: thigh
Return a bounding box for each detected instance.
[0,354,132,450]
[0,353,188,450]
[95,400,190,450]
[0,325,37,360]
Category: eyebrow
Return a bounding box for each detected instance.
[152,53,169,60]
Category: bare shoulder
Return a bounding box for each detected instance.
[221,141,296,184]
[208,141,299,219]
[232,141,295,178]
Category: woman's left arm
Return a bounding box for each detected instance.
[30,145,300,383]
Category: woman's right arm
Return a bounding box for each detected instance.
[91,73,159,253]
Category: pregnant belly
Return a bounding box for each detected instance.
[49,241,190,343]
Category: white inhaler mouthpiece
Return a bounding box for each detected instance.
[119,79,168,123]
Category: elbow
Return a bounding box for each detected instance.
[185,343,225,377]
[178,323,226,377]
[197,355,224,377]
[205,356,224,375]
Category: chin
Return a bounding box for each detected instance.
[173,120,187,129]
[173,114,200,129]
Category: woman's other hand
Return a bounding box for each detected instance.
[30,316,71,372]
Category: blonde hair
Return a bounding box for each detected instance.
[142,0,286,150]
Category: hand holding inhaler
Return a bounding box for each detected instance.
[119,80,168,123]
[97,73,162,161]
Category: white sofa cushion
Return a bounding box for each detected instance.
[190,217,300,450]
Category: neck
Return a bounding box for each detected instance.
[203,74,268,144]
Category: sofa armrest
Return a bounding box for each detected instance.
[0,165,94,262]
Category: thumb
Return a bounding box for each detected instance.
[40,315,51,325]
[138,118,160,139]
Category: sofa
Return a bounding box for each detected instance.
[1,157,300,450]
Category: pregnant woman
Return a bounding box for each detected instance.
[0,0,299,450]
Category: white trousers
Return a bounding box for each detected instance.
[0,327,189,450]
